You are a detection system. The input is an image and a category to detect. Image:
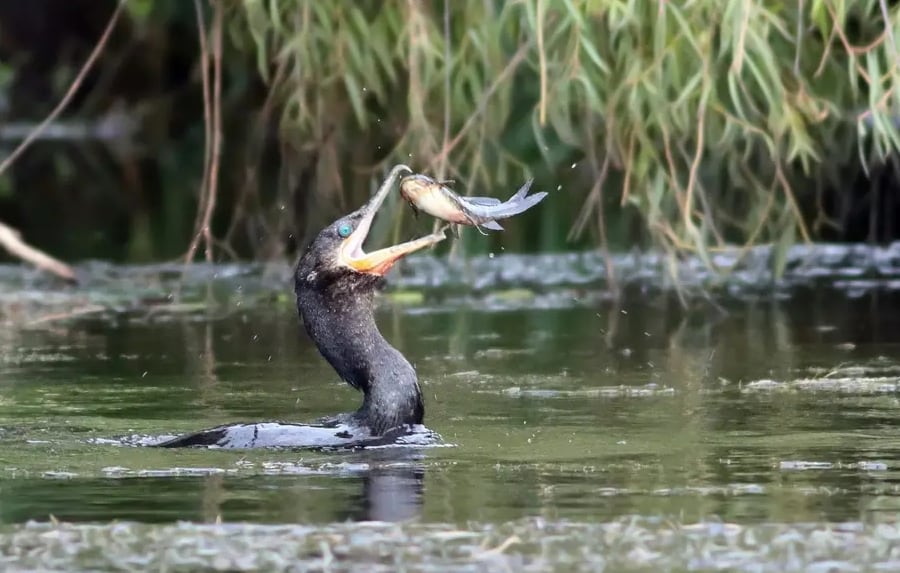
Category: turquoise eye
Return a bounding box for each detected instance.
[337,223,353,238]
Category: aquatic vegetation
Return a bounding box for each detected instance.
[4,517,900,572]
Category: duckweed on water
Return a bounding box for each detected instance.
[4,517,900,572]
[742,378,900,394]
[7,242,900,322]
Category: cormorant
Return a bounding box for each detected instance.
[155,165,446,449]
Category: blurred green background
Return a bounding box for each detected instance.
[1,0,899,264]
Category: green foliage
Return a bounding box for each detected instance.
[227,0,900,264]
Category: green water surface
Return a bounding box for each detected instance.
[2,284,900,570]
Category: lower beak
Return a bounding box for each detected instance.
[345,230,447,275]
[340,165,448,276]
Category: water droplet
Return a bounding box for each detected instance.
[571,162,577,168]
[488,253,495,259]
[556,185,562,191]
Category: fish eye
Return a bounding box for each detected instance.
[337,223,353,238]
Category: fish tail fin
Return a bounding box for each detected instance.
[479,220,504,232]
[489,190,548,218]
[509,179,534,202]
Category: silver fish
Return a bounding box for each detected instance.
[398,174,547,237]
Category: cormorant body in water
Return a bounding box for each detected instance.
[155,165,447,449]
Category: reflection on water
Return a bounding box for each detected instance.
[2,283,900,528]
[0,456,427,525]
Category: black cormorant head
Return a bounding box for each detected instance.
[296,165,447,296]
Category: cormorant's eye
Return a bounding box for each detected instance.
[337,223,353,238]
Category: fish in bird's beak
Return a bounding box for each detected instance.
[399,173,546,237]
[398,174,465,223]
[339,164,448,276]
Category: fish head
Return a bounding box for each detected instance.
[399,173,470,224]
[398,173,442,205]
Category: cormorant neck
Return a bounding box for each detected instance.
[295,281,423,436]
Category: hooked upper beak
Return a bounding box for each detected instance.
[340,164,447,276]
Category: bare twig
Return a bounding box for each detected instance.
[438,0,452,179]
[618,131,636,206]
[537,0,548,125]
[570,112,617,292]
[775,157,812,243]
[0,1,126,178]
[26,304,106,326]
[430,40,532,168]
[794,0,804,75]
[0,0,121,282]
[185,0,224,264]
[185,0,214,263]
[0,222,77,283]
[222,58,288,249]
[683,85,709,229]
[205,2,225,263]
[594,157,616,292]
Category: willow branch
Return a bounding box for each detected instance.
[0,0,126,178]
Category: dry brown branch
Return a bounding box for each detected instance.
[537,0,548,125]
[185,0,224,264]
[618,131,637,206]
[0,222,77,283]
[438,0,452,179]
[775,158,811,242]
[0,1,123,282]
[204,2,224,262]
[185,0,213,263]
[0,0,126,179]
[430,41,532,169]
[26,304,106,326]
[222,53,289,250]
